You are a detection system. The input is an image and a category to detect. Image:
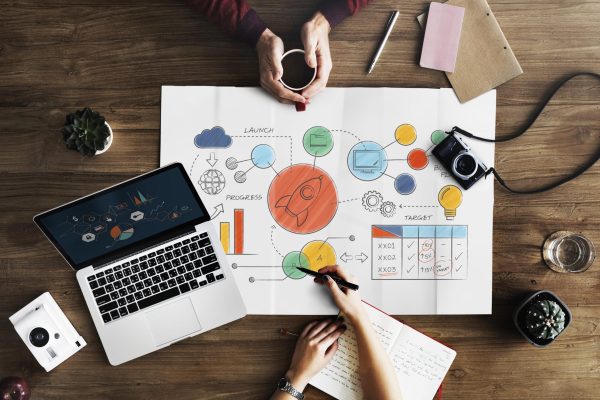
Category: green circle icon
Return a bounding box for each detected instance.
[303,126,333,157]
[431,129,448,145]
[282,251,310,279]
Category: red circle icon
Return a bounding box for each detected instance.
[268,164,338,234]
[407,148,429,170]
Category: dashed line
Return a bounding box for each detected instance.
[331,129,362,142]
[189,154,200,175]
[403,205,440,208]
[338,197,360,203]
[270,227,283,257]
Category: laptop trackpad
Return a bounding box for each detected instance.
[145,297,202,346]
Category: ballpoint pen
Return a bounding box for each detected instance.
[367,10,400,74]
[296,267,359,291]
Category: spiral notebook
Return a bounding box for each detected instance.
[309,303,456,400]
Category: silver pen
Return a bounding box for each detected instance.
[367,10,400,74]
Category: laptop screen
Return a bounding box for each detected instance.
[34,163,209,270]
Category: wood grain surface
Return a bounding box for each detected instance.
[1,0,599,399]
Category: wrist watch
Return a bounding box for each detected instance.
[277,377,305,400]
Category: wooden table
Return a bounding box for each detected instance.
[1,1,599,398]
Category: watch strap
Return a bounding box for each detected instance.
[278,377,304,400]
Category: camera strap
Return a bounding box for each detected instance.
[448,72,600,194]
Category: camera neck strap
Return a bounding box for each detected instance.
[448,72,600,194]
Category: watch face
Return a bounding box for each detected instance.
[278,378,288,389]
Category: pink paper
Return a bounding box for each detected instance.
[420,2,465,73]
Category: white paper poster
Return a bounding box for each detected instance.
[160,87,495,315]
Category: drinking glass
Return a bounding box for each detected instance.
[542,231,595,273]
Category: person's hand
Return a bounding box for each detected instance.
[300,11,332,99]
[256,29,307,105]
[316,265,367,324]
[285,318,346,391]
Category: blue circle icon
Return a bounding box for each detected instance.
[394,173,416,195]
[251,144,276,169]
[347,141,388,181]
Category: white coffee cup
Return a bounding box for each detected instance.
[279,49,317,91]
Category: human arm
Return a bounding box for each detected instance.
[185,0,267,46]
[317,265,403,400]
[299,1,372,98]
[270,319,346,399]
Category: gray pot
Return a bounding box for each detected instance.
[513,290,571,348]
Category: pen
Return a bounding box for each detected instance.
[367,10,400,74]
[296,267,359,291]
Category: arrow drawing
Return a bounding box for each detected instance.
[355,253,368,263]
[206,152,218,167]
[210,203,224,219]
[340,253,353,263]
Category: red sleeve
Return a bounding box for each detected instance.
[319,0,372,28]
[186,0,267,47]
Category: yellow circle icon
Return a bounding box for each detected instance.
[301,241,337,272]
[394,124,417,146]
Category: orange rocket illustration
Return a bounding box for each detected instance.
[275,176,323,226]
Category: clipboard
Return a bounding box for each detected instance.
[418,0,523,103]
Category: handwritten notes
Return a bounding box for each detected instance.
[310,305,456,400]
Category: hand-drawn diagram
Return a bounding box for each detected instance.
[160,86,496,315]
[371,225,468,280]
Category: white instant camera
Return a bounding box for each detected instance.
[9,292,86,372]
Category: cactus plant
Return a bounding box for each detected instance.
[524,299,566,340]
[62,108,111,156]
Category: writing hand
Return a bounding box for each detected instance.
[316,265,367,324]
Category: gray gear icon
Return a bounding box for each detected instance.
[380,201,396,218]
[362,190,383,212]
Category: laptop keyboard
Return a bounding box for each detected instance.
[86,232,225,324]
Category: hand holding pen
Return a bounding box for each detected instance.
[311,265,367,324]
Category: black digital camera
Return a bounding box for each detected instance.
[432,133,487,190]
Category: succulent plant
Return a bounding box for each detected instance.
[63,107,111,156]
[525,299,566,340]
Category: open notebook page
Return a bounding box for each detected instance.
[310,304,456,400]
[309,306,403,400]
[391,324,456,400]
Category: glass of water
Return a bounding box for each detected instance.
[542,231,596,273]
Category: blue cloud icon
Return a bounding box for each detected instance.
[194,126,232,148]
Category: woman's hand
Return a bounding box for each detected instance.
[256,29,307,105]
[316,265,367,324]
[285,318,346,391]
[300,11,332,99]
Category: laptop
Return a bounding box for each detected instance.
[34,163,246,365]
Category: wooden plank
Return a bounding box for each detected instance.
[1,0,599,399]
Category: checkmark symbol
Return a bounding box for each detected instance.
[456,265,463,272]
[454,252,463,261]
[408,254,415,260]
[407,241,415,249]
[407,265,416,273]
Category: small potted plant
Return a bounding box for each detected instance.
[0,376,30,400]
[513,290,571,347]
[62,107,112,156]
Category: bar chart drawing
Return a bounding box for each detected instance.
[220,209,249,255]
[371,225,468,280]
[220,222,230,254]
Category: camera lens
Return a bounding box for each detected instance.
[452,151,478,180]
[29,327,50,347]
